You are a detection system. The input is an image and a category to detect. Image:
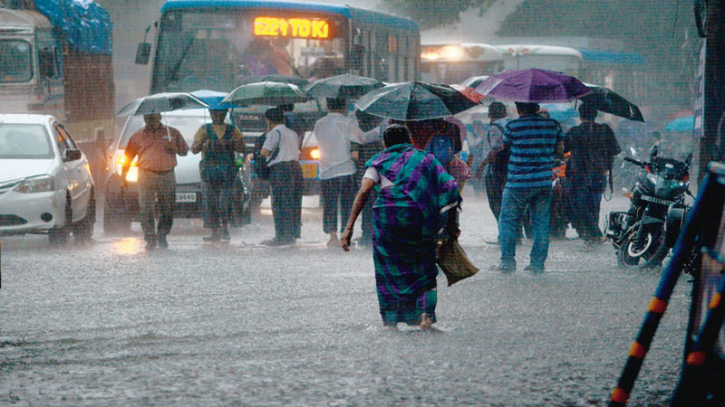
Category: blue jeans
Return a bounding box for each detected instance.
[498,186,552,269]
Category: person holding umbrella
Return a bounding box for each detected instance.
[312,97,367,247]
[191,108,246,242]
[121,113,189,250]
[495,102,564,273]
[564,103,621,246]
[260,107,303,246]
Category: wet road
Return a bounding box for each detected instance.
[0,192,690,406]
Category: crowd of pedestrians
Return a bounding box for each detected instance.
[120,99,621,330]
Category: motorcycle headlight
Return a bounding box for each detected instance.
[15,175,55,193]
[646,173,658,185]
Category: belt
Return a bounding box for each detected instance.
[141,168,173,175]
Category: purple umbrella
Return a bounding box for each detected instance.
[474,68,592,103]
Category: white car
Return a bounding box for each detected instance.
[0,114,95,242]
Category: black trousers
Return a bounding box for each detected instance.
[320,174,357,234]
[269,161,303,242]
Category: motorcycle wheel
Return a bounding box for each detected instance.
[617,228,670,269]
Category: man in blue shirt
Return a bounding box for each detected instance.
[495,102,564,273]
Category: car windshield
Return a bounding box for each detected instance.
[118,112,217,149]
[0,123,53,159]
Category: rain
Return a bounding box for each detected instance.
[1,0,722,406]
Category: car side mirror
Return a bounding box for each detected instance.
[649,144,658,159]
[686,152,693,165]
[66,149,82,161]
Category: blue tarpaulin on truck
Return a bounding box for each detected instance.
[31,0,112,55]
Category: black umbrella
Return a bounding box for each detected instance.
[579,85,645,122]
[235,74,309,88]
[305,74,384,99]
[355,81,478,121]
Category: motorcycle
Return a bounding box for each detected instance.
[606,146,693,268]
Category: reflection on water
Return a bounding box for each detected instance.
[112,237,144,255]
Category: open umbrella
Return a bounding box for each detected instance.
[665,116,695,132]
[539,103,578,122]
[450,84,486,103]
[355,81,478,121]
[305,74,384,99]
[222,81,308,106]
[579,84,645,122]
[459,75,489,89]
[117,92,208,116]
[235,74,309,88]
[474,68,592,103]
[189,89,239,110]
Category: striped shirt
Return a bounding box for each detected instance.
[503,115,563,188]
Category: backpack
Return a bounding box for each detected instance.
[487,123,509,177]
[425,133,456,170]
[252,129,280,180]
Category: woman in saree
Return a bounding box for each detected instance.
[341,125,462,330]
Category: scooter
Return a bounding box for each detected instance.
[606,146,693,268]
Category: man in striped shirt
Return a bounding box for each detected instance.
[495,102,563,273]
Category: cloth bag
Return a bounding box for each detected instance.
[436,240,479,286]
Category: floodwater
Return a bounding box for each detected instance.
[0,192,690,406]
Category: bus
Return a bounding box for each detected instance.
[420,42,504,85]
[497,44,584,78]
[135,0,420,200]
[137,0,421,94]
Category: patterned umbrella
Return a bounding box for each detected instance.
[355,81,478,121]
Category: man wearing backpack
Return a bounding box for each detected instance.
[191,109,246,242]
[495,102,564,274]
[477,102,509,222]
[564,103,621,246]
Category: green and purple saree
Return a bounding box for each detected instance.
[367,143,461,326]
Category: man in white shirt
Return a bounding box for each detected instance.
[313,97,367,246]
[261,107,303,246]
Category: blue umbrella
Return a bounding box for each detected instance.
[190,89,240,110]
[540,103,577,122]
[665,116,695,132]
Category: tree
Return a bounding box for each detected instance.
[380,0,495,28]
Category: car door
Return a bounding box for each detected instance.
[53,122,93,222]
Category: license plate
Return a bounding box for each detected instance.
[300,163,318,179]
[640,194,673,205]
[175,192,197,203]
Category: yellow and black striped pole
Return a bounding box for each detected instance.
[670,247,725,405]
[609,163,725,407]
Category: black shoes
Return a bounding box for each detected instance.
[145,239,157,250]
[157,235,168,249]
[524,265,544,274]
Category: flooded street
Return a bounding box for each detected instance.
[0,192,691,406]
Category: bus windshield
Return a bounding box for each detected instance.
[0,40,33,83]
[151,9,348,93]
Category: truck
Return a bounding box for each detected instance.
[0,0,114,172]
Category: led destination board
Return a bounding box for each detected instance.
[254,17,330,39]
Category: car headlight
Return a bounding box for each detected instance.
[16,175,55,193]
